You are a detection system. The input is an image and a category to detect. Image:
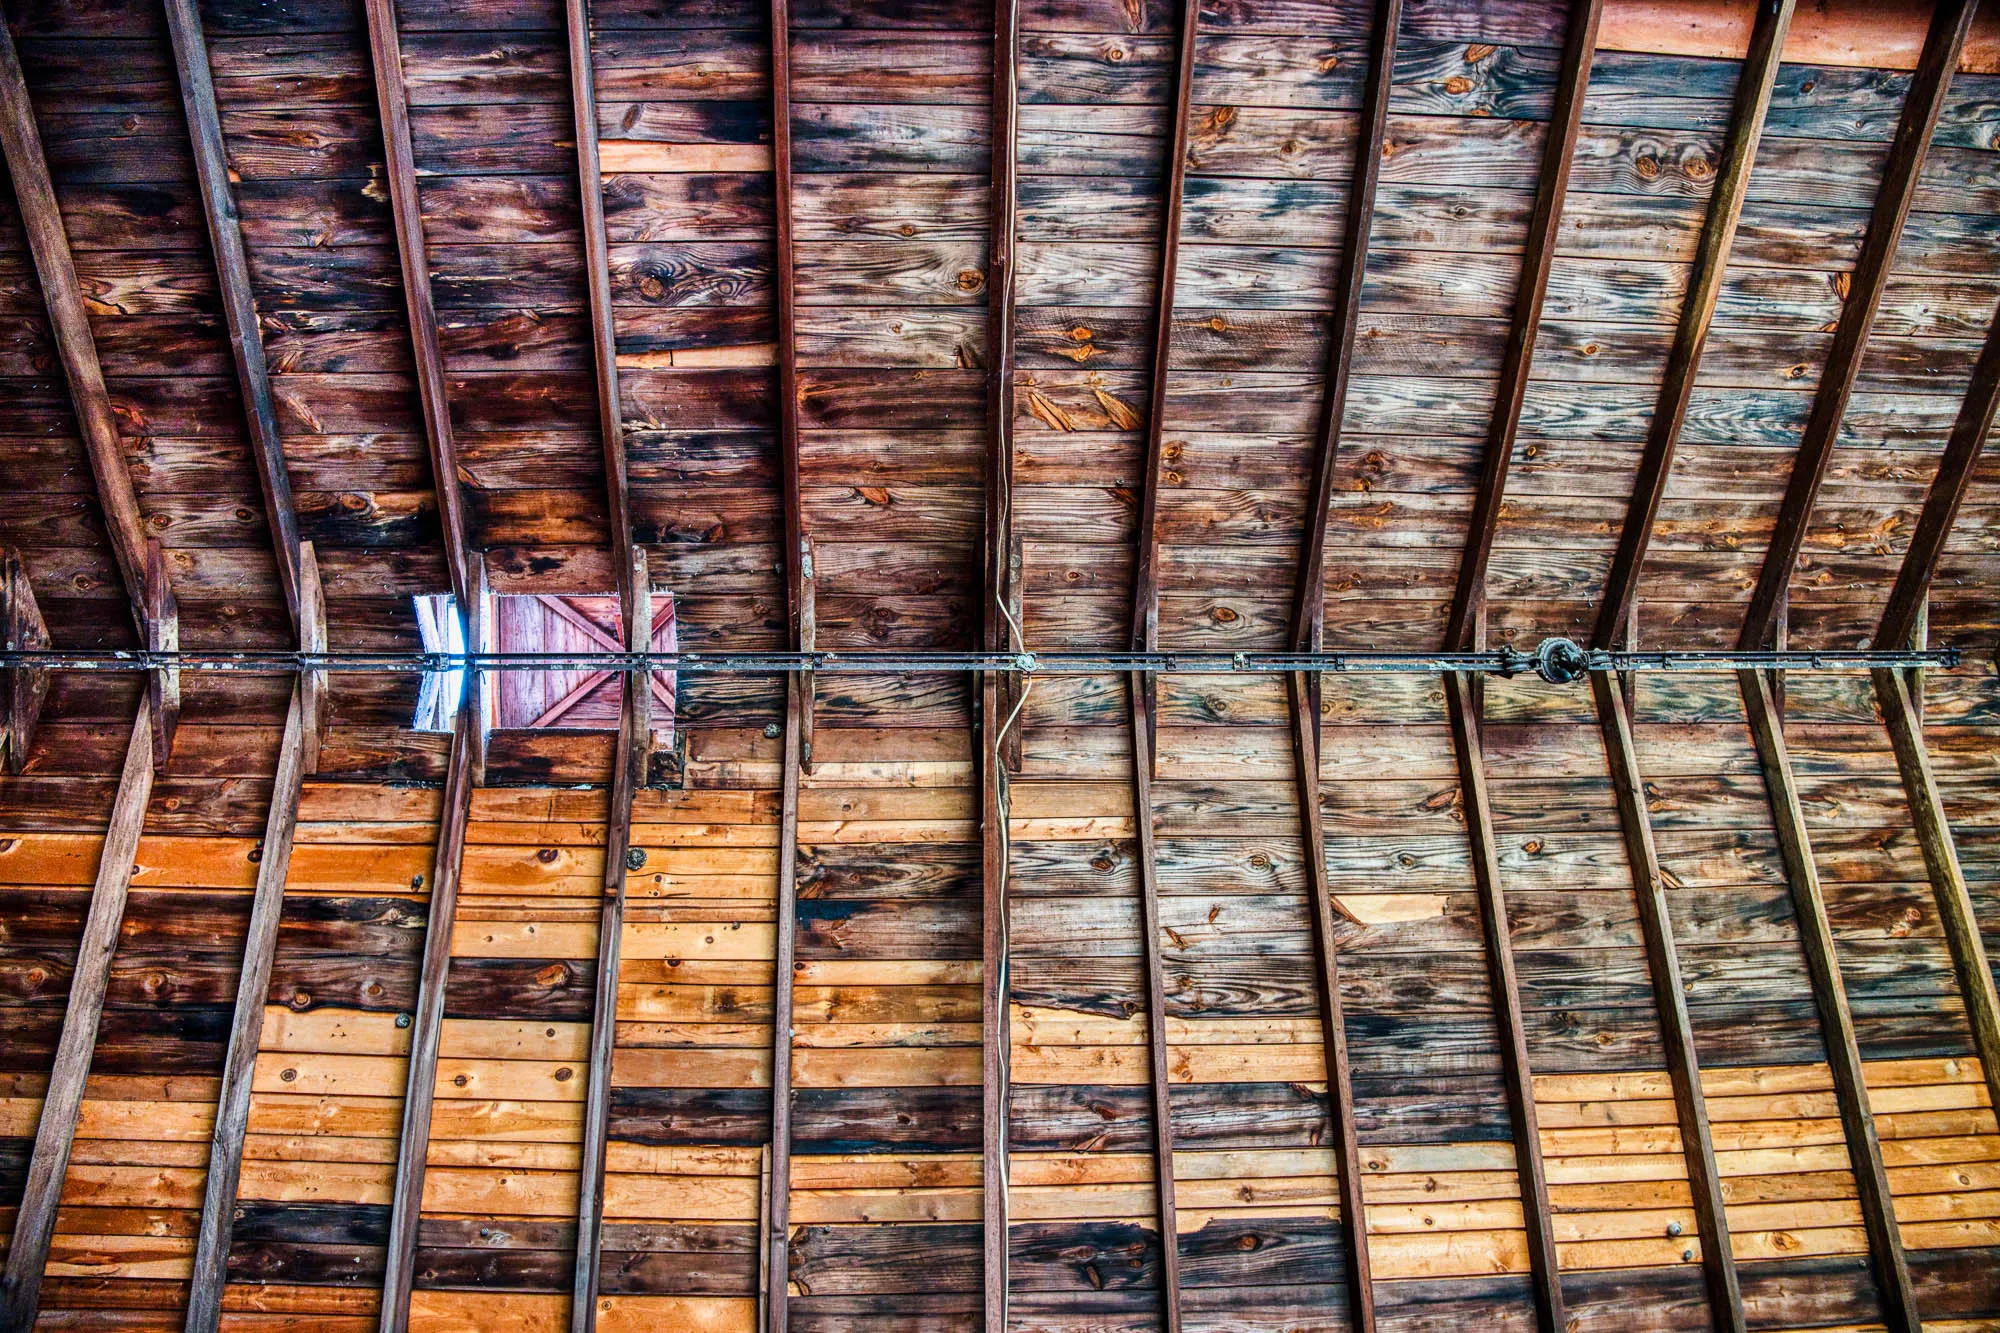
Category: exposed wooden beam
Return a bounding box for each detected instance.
[1,548,49,776]
[1129,675,1183,1333]
[982,0,1021,1320]
[1287,672,1373,1332]
[765,671,805,1333]
[0,696,155,1328]
[1290,0,1400,654]
[184,687,308,1333]
[1130,0,1202,658]
[1873,666,2000,1116]
[1594,0,1793,647]
[377,701,479,1333]
[1738,0,1976,650]
[1444,0,1603,650]
[771,0,811,778]
[1738,668,1920,1331]
[1876,305,2000,652]
[298,543,328,775]
[1441,674,1564,1333]
[1590,671,1742,1331]
[163,0,302,626]
[574,547,652,1333]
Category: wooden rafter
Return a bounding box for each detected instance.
[378,706,479,1333]
[1,548,49,775]
[766,671,806,1333]
[1737,0,1976,650]
[1129,678,1183,1333]
[163,0,303,627]
[1876,305,2000,652]
[299,542,328,774]
[574,547,653,1333]
[1443,0,1603,651]
[1441,674,1565,1333]
[1738,668,1920,1331]
[771,0,812,776]
[1594,0,1794,647]
[0,698,155,1328]
[1591,671,1742,1331]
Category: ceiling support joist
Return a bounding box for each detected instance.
[183,687,309,1333]
[771,0,813,774]
[573,547,653,1333]
[378,705,479,1333]
[1594,0,1793,647]
[163,0,303,627]
[1290,0,1399,656]
[1129,678,1184,1333]
[0,20,179,770]
[765,671,806,1333]
[1876,307,2000,652]
[1,548,50,775]
[0,697,155,1328]
[1738,0,1976,651]
[1442,675,1564,1331]
[1444,0,1603,651]
[1872,667,2000,1117]
[1591,671,1743,1331]
[1738,669,1920,1330]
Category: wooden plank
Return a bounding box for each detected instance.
[1128,674,1182,1333]
[377,701,478,1333]
[1736,668,1920,1333]
[772,0,810,776]
[1130,0,1201,656]
[1,547,49,776]
[1876,308,2000,651]
[1441,673,1563,1333]
[163,0,302,627]
[574,548,652,1333]
[1872,666,2000,1118]
[298,543,327,777]
[1444,0,1604,650]
[1593,0,1794,648]
[1288,672,1374,1333]
[1737,0,1978,650]
[364,0,474,607]
[1291,0,1400,655]
[570,0,631,603]
[0,698,155,1329]
[183,687,307,1333]
[766,672,804,1333]
[980,667,1010,1333]
[1590,670,1741,1333]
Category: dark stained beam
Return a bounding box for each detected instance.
[1,548,49,775]
[1593,0,1794,647]
[1290,0,1400,654]
[1876,305,2000,652]
[1286,672,1373,1332]
[574,547,653,1333]
[1737,0,1977,650]
[1129,675,1183,1333]
[163,0,302,625]
[771,0,812,777]
[377,702,479,1333]
[766,671,806,1333]
[1873,666,2000,1117]
[982,0,1021,1323]
[1590,671,1742,1332]
[1441,673,1564,1333]
[0,698,156,1327]
[1738,668,1919,1332]
[184,687,309,1333]
[1443,0,1603,650]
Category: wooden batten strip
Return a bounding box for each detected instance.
[980,668,1011,1333]
[1876,308,2000,652]
[1738,0,1977,650]
[163,0,302,626]
[378,707,479,1333]
[1594,0,1794,647]
[1442,674,1564,1333]
[771,0,810,777]
[1738,669,1920,1332]
[766,672,805,1333]
[0,698,155,1328]
[184,689,308,1333]
[1289,673,1375,1333]
[1591,672,1742,1332]
[573,548,652,1333]
[1290,0,1401,655]
[1444,0,1604,650]
[298,544,328,776]
[1,547,49,776]
[1129,676,1183,1333]
[363,0,473,609]
[1872,668,2000,1120]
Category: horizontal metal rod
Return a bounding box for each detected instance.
[0,642,1960,678]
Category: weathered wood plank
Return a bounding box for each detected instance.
[1128,672,1182,1333]
[1,547,50,776]
[570,0,630,604]
[767,672,804,1333]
